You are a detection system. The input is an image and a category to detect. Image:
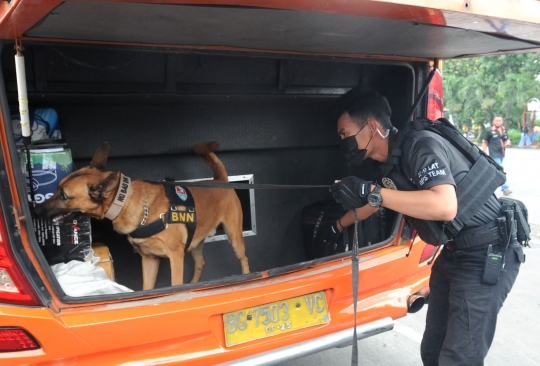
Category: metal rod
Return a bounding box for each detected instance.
[15,41,31,145]
[14,39,36,205]
[403,61,439,125]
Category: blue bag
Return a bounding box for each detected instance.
[11,107,62,144]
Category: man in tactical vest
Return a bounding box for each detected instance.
[329,89,524,366]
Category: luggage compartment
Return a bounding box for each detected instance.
[1,43,416,294]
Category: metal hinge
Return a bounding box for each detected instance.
[11,205,22,232]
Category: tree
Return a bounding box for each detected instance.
[443,52,540,131]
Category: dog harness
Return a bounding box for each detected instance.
[129,183,197,249]
[104,175,197,249]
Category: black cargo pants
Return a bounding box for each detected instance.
[420,243,524,366]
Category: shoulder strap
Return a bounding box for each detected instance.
[129,218,166,239]
[380,127,404,177]
[429,118,505,173]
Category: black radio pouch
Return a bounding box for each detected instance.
[498,197,531,246]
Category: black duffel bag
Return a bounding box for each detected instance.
[302,200,387,260]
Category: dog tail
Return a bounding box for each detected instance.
[194,142,229,182]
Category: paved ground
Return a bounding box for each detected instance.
[283,147,540,366]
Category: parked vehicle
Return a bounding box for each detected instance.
[1,1,539,365]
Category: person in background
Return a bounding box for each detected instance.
[518,124,532,147]
[482,114,512,196]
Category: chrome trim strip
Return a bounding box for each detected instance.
[221,317,394,366]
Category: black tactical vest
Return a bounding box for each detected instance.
[382,118,506,245]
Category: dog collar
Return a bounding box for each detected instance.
[104,173,131,220]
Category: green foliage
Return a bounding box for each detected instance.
[443,53,540,131]
[508,129,522,145]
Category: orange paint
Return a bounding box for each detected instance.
[2,0,536,364]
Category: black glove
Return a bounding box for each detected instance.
[329,176,373,210]
[318,221,342,246]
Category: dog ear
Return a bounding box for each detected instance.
[89,142,111,170]
[89,172,119,198]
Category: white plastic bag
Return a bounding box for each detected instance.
[51,252,132,296]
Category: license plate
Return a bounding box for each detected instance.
[223,291,330,346]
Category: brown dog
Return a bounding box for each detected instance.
[35,142,250,290]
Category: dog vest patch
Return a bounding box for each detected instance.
[168,207,196,223]
[175,186,189,201]
[165,185,196,222]
[164,184,197,248]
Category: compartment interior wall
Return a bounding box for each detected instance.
[1,44,414,291]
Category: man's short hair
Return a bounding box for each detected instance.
[334,87,393,130]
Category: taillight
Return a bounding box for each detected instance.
[419,244,440,264]
[427,68,444,121]
[0,328,40,352]
[0,208,41,306]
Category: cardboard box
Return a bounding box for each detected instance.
[92,244,115,281]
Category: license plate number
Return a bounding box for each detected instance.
[223,291,329,346]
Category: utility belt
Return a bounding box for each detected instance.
[449,216,508,251]
[448,209,525,286]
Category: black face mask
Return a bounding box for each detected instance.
[340,124,372,166]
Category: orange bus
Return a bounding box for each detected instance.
[0,1,539,364]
